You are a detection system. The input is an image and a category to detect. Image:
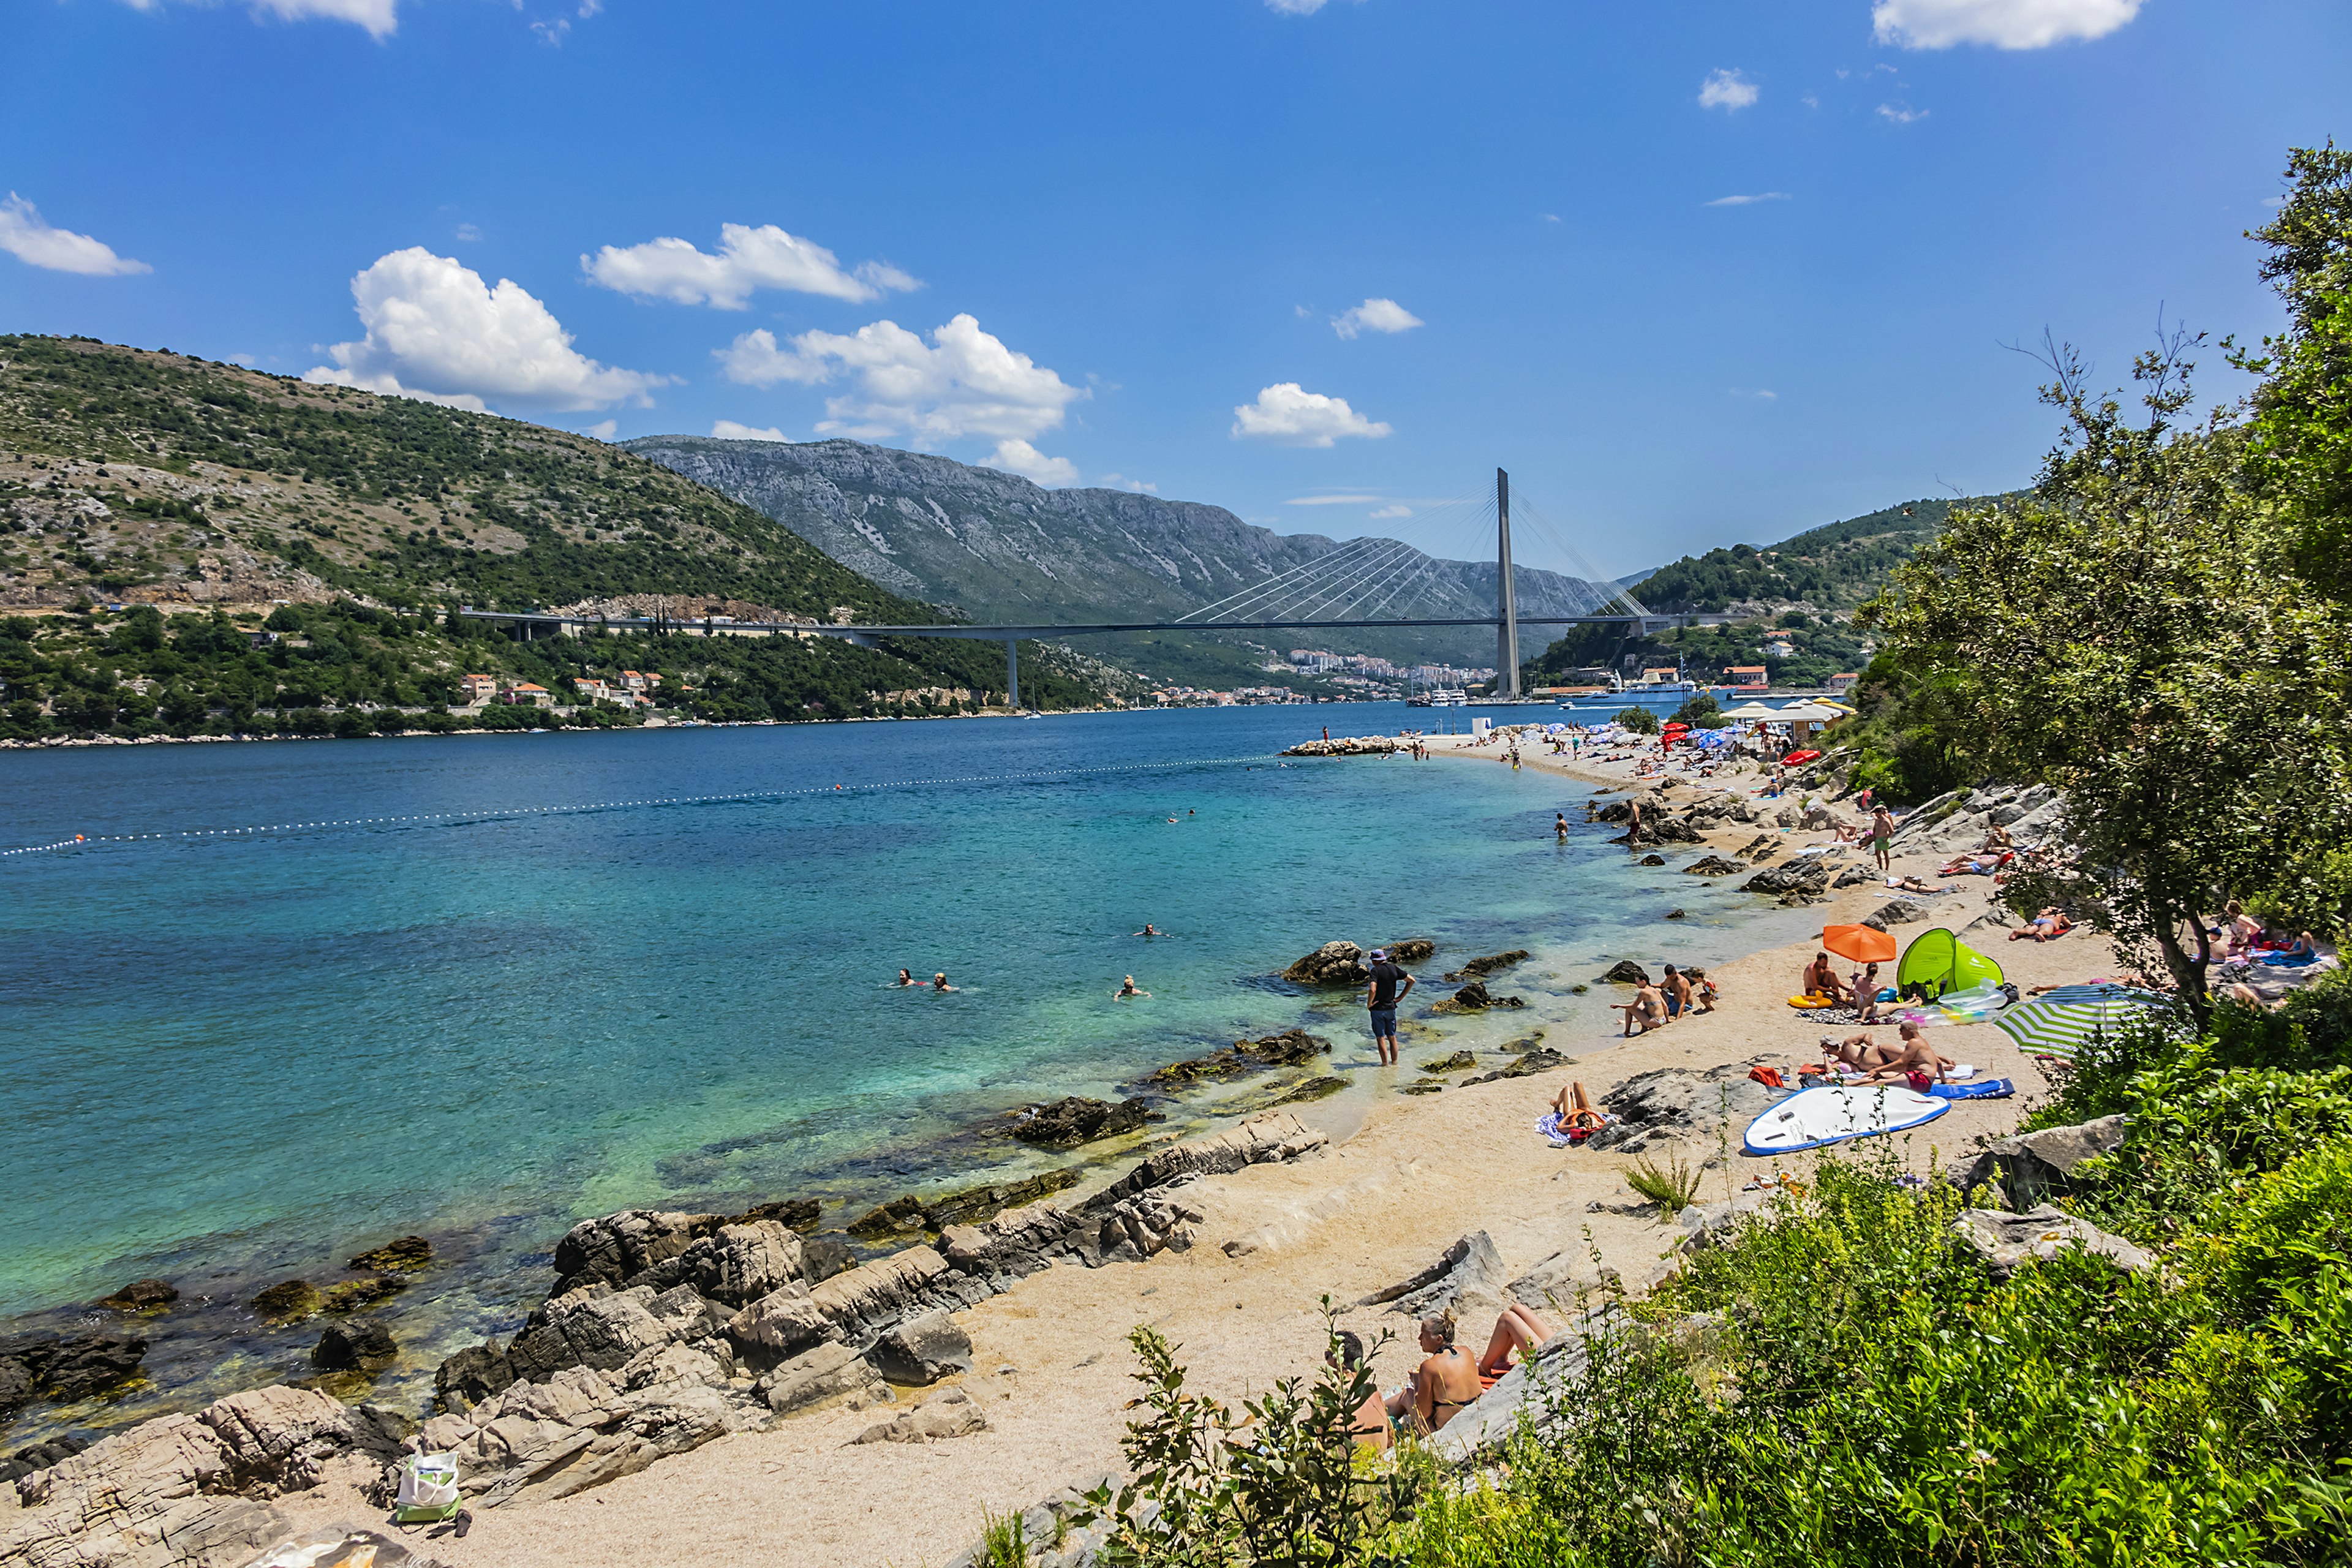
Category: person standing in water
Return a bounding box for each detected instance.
[1555,812,1569,839]
[1365,947,1414,1066]
[1115,975,1150,998]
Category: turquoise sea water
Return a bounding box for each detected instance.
[0,704,1819,1433]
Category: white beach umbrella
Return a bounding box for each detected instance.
[1719,703,1781,720]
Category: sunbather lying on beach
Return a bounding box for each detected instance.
[1855,1022,1956,1084]
[1476,1304,1556,1380]
[1821,1031,1902,1072]
[1385,1315,1485,1434]
[2010,907,2073,941]
[1939,852,2010,876]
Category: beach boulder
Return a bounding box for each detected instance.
[1360,1231,1509,1321]
[1281,940,1370,986]
[1956,1116,2128,1211]
[1460,1048,1567,1084]
[1864,897,1930,928]
[938,1202,1081,1283]
[852,1385,988,1444]
[1012,1096,1157,1148]
[1235,1028,1332,1065]
[1384,937,1438,963]
[1084,1111,1329,1211]
[1954,1205,2151,1280]
[1740,860,1830,899]
[1589,1060,1782,1151]
[1683,854,1743,875]
[760,1341,891,1417]
[812,1246,955,1344]
[548,1208,725,1299]
[676,1219,806,1306]
[435,1341,516,1408]
[866,1311,974,1385]
[1602,959,1651,984]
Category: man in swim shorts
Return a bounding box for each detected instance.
[1365,947,1414,1066]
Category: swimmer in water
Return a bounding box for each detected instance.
[932,972,958,992]
[1115,975,1151,998]
[895,968,916,987]
[1136,923,1160,937]
[1555,813,1569,838]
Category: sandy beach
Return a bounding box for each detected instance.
[271,729,2108,1568]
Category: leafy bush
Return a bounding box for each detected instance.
[1668,693,1723,730]
[1614,707,1660,735]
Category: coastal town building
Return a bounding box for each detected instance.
[1826,672,1861,695]
[1725,665,1770,691]
[459,674,497,705]
[500,682,554,708]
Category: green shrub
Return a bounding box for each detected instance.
[1615,707,1660,735]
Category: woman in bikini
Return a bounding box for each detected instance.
[1477,1305,1556,1381]
[1385,1315,1485,1434]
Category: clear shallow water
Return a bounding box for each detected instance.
[0,705,1817,1430]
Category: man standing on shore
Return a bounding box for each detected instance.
[1871,805,1896,872]
[1365,947,1414,1066]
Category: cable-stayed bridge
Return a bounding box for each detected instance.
[464,470,1686,706]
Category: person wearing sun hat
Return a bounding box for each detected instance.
[1364,947,1415,1066]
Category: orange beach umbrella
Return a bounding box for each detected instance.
[1820,924,1899,964]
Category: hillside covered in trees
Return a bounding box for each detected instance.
[1626,496,1982,614]
[0,337,1121,735]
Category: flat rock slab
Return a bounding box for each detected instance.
[1954,1205,2151,1276]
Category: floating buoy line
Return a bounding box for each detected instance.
[2,752,1277,861]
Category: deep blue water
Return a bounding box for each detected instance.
[0,704,1815,1431]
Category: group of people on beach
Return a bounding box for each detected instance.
[1611,963,1714,1036]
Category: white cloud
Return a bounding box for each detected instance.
[1698,69,1760,111]
[306,247,666,412]
[1232,385,1391,447]
[584,419,617,440]
[1541,213,1562,223]
[712,420,787,442]
[532,17,570,44]
[1369,504,1411,519]
[1873,0,2141,49]
[1731,388,1779,401]
[118,0,400,37]
[718,314,1085,449]
[453,222,481,243]
[1705,192,1791,207]
[1265,0,1329,12]
[982,439,1077,487]
[1102,473,1158,494]
[1331,298,1423,339]
[584,223,918,309]
[1876,102,1929,124]
[0,193,150,276]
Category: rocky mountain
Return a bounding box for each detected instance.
[620,436,1627,668]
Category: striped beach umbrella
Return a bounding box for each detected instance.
[1992,984,2170,1060]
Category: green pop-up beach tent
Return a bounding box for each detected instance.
[1896,927,2005,999]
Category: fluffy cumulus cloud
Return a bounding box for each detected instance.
[118,0,400,37]
[1331,298,1423,339]
[1698,68,1760,111]
[982,439,1078,487]
[306,247,666,412]
[1874,0,2142,48]
[0,194,149,276]
[1231,384,1391,447]
[717,314,1085,450]
[584,224,918,309]
[712,420,786,442]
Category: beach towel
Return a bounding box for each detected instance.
[1927,1077,2015,1100]
[2257,951,2321,968]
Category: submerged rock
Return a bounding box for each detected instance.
[1271,1074,1346,1105]
[310,1319,396,1373]
[250,1280,323,1324]
[1419,1050,1477,1073]
[322,1276,407,1314]
[1011,1096,1158,1148]
[345,1235,432,1272]
[1443,950,1531,982]
[1638,853,1667,866]
[1383,938,1437,964]
[96,1279,178,1314]
[846,1195,930,1240]
[0,1333,149,1410]
[1432,979,1524,1012]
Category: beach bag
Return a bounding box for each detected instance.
[393,1452,462,1523]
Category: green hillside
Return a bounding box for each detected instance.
[0,336,1120,737]
[1626,497,1977,614]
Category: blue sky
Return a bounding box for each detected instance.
[2,0,2343,578]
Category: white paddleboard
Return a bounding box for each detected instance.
[1742,1086,1949,1155]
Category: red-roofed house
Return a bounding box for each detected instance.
[1724,666,1768,692]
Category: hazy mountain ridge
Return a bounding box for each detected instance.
[621,437,1624,652]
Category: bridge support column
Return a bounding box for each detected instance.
[1006,638,1020,710]
[1496,467,1521,698]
